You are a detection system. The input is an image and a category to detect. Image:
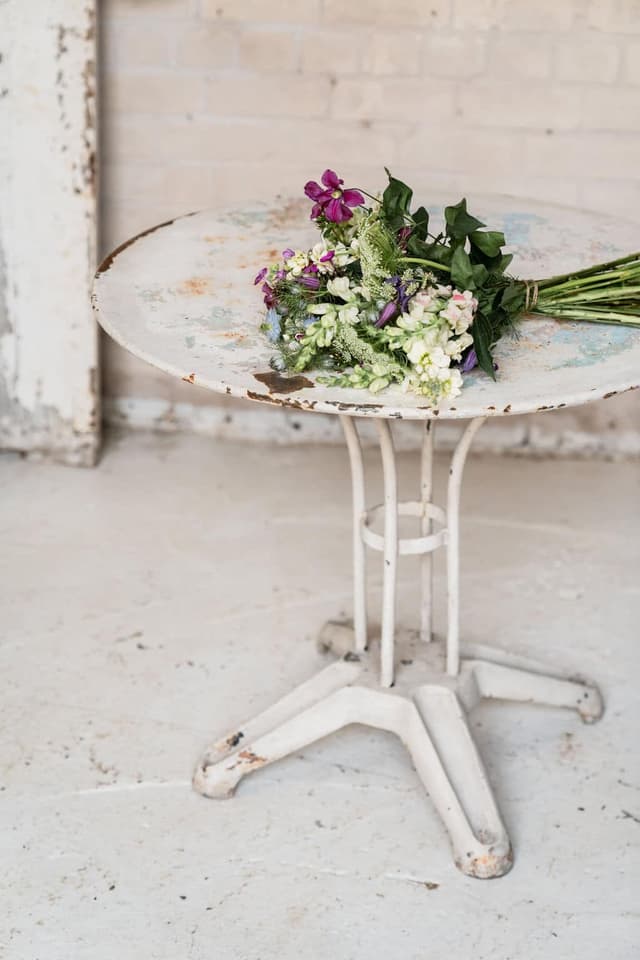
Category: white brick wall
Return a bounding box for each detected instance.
[99,0,640,453]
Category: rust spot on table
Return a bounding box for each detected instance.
[178,277,210,296]
[253,371,315,394]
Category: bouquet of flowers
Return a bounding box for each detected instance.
[254,169,640,403]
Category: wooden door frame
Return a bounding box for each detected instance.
[0,0,99,466]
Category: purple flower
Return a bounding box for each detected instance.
[320,250,335,262]
[254,267,267,285]
[262,283,277,308]
[390,277,412,314]
[375,301,398,328]
[282,248,295,260]
[461,348,477,373]
[304,169,365,223]
[397,225,412,252]
[297,275,320,290]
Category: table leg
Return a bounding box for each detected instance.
[468,660,603,723]
[341,416,367,654]
[193,414,604,878]
[446,417,486,677]
[376,419,399,689]
[420,421,434,644]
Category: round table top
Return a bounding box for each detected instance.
[92,197,640,421]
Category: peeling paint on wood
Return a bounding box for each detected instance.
[0,1,99,466]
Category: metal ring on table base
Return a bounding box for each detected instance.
[341,415,487,686]
[361,500,447,555]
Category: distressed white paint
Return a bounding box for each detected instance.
[193,414,603,877]
[92,199,640,424]
[194,631,601,880]
[0,0,99,465]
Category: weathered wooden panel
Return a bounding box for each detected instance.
[0,1,99,465]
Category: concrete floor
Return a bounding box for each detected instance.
[1,429,639,959]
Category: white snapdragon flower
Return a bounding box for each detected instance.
[286,251,310,277]
[441,290,477,331]
[444,331,473,360]
[411,289,437,312]
[397,310,425,332]
[406,341,450,370]
[333,242,357,268]
[434,367,464,398]
[338,304,359,325]
[310,243,337,275]
[404,361,463,402]
[327,276,354,301]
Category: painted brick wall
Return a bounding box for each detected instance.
[99,0,640,454]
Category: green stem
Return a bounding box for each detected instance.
[398,256,451,273]
[358,189,381,205]
[534,252,640,288]
[540,267,640,296]
[533,307,640,326]
[540,286,640,305]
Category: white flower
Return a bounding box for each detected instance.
[412,290,436,312]
[406,338,429,366]
[307,302,337,318]
[333,242,357,268]
[286,251,309,277]
[445,331,473,360]
[327,276,354,301]
[397,311,423,332]
[310,242,336,275]
[338,305,359,325]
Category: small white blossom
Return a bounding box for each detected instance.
[327,276,354,301]
[286,251,309,277]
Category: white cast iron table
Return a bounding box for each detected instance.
[92,198,640,878]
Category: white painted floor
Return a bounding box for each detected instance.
[1,429,639,959]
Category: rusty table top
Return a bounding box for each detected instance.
[92,197,640,421]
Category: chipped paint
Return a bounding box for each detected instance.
[96,215,195,277]
[0,1,99,465]
[253,371,315,394]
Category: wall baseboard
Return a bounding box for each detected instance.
[105,396,640,459]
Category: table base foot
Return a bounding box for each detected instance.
[193,627,602,878]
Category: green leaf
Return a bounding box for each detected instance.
[450,245,475,290]
[406,236,452,268]
[469,230,505,258]
[472,311,496,379]
[500,280,526,313]
[444,198,485,241]
[411,205,429,240]
[471,263,489,288]
[381,168,413,230]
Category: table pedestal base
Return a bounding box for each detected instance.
[194,415,604,877]
[193,622,602,879]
